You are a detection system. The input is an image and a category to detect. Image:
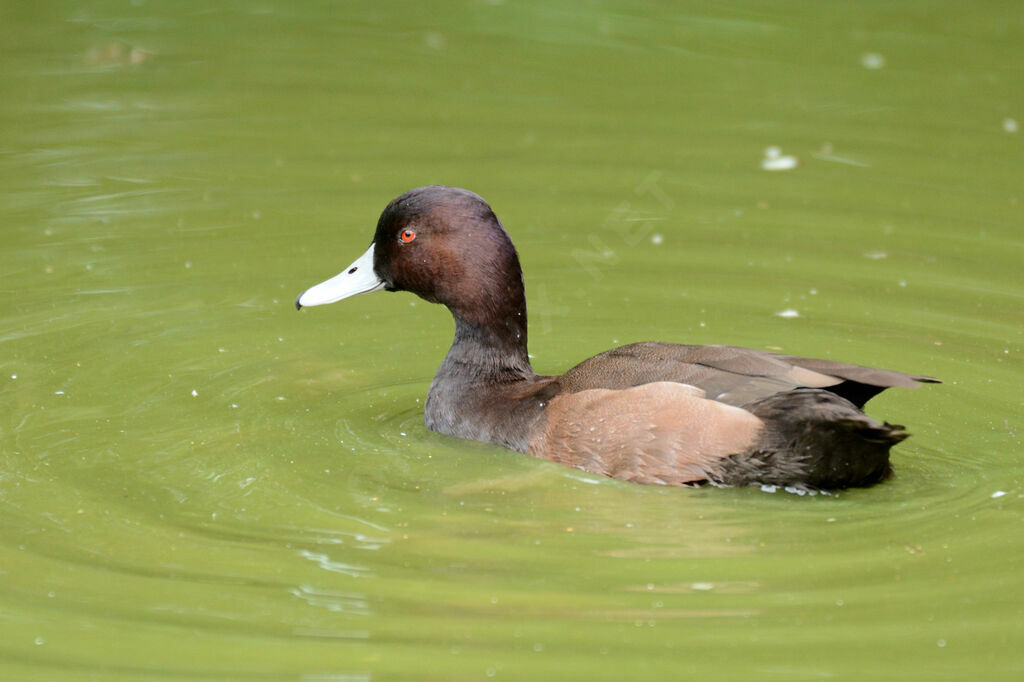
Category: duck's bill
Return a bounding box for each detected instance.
[295,243,385,309]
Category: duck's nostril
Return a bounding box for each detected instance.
[348,267,358,274]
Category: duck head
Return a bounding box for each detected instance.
[296,186,529,353]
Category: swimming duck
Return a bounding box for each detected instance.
[296,186,938,490]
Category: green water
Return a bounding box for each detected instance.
[2,1,1022,679]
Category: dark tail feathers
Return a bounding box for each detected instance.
[714,389,907,490]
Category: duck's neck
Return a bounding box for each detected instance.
[440,301,533,383]
[424,271,541,449]
[423,303,538,450]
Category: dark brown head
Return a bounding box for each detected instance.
[371,187,524,319]
[296,186,528,348]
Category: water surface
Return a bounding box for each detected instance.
[1,1,1022,679]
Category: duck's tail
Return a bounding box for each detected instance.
[713,389,907,490]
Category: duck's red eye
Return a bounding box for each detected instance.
[400,229,416,243]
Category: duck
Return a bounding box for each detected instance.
[296,186,939,490]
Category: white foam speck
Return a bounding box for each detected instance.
[776,309,800,319]
[651,233,663,245]
[191,389,198,397]
[991,490,1007,498]
[761,146,798,171]
[1003,118,1018,133]
[691,582,714,591]
[861,52,885,69]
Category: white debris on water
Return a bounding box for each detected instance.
[775,309,800,319]
[650,233,663,245]
[861,52,885,69]
[761,146,798,171]
[1003,118,1018,133]
[991,490,1007,499]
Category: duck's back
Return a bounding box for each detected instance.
[558,341,938,408]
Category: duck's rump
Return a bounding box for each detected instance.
[715,388,906,490]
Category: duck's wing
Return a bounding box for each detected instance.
[558,342,940,408]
